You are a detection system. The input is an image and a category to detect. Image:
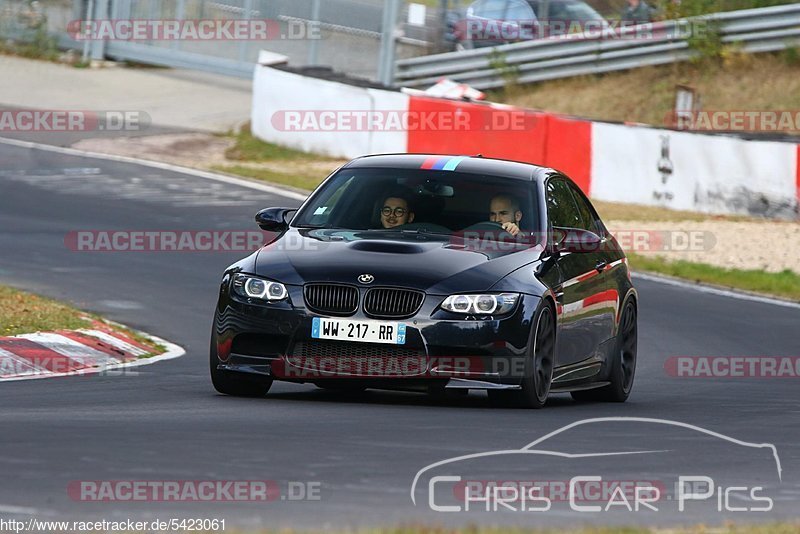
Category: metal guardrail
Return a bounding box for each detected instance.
[395,3,800,90]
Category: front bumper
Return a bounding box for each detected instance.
[213,284,540,389]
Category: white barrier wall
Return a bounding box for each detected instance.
[590,122,798,218]
[251,62,798,218]
[251,64,409,159]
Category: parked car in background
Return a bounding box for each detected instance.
[446,0,609,50]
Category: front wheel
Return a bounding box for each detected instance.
[210,333,272,397]
[490,302,555,408]
[572,299,637,403]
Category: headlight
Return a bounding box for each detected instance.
[441,293,519,315]
[232,273,288,301]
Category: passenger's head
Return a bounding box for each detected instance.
[489,194,522,225]
[380,190,415,228]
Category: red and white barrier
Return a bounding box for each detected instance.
[251,62,800,218]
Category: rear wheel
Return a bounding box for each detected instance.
[572,299,637,403]
[490,302,555,409]
[210,333,272,397]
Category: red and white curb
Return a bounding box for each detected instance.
[0,321,185,382]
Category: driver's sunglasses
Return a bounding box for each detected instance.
[381,206,407,217]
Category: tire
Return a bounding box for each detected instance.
[210,333,272,397]
[489,301,555,409]
[571,299,637,403]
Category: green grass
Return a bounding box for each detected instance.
[628,253,800,301]
[212,165,325,191]
[0,285,91,336]
[0,285,163,356]
[224,125,328,163]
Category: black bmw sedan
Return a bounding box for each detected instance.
[210,154,637,408]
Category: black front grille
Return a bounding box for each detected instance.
[364,288,424,318]
[286,341,426,377]
[304,284,359,316]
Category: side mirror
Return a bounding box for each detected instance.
[255,207,296,232]
[553,227,603,254]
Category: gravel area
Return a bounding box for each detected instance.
[606,219,800,274]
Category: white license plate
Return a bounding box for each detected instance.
[311,317,406,345]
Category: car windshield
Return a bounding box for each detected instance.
[292,167,539,238]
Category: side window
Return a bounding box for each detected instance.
[304,175,355,226]
[546,179,581,229]
[505,0,536,20]
[469,0,510,19]
[567,183,600,234]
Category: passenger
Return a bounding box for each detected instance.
[621,0,655,24]
[380,190,415,229]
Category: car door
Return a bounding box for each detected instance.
[545,177,610,366]
[564,180,617,345]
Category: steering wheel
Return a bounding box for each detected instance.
[464,221,505,232]
[460,221,520,242]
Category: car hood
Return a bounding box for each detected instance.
[254,228,543,294]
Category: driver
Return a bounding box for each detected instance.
[380,190,415,229]
[489,194,522,236]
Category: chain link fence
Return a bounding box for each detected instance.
[0,0,439,80]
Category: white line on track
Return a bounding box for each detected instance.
[633,272,800,310]
[0,135,308,202]
[0,504,41,515]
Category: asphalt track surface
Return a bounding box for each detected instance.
[0,140,799,530]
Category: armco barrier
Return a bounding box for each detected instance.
[395,4,800,90]
[251,61,799,219]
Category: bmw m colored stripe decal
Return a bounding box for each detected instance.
[442,156,467,170]
[420,156,466,171]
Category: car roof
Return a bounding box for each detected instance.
[342,154,553,182]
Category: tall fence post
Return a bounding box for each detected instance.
[377,0,401,86]
[307,0,321,65]
[89,0,109,61]
[239,0,254,62]
[172,0,186,51]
